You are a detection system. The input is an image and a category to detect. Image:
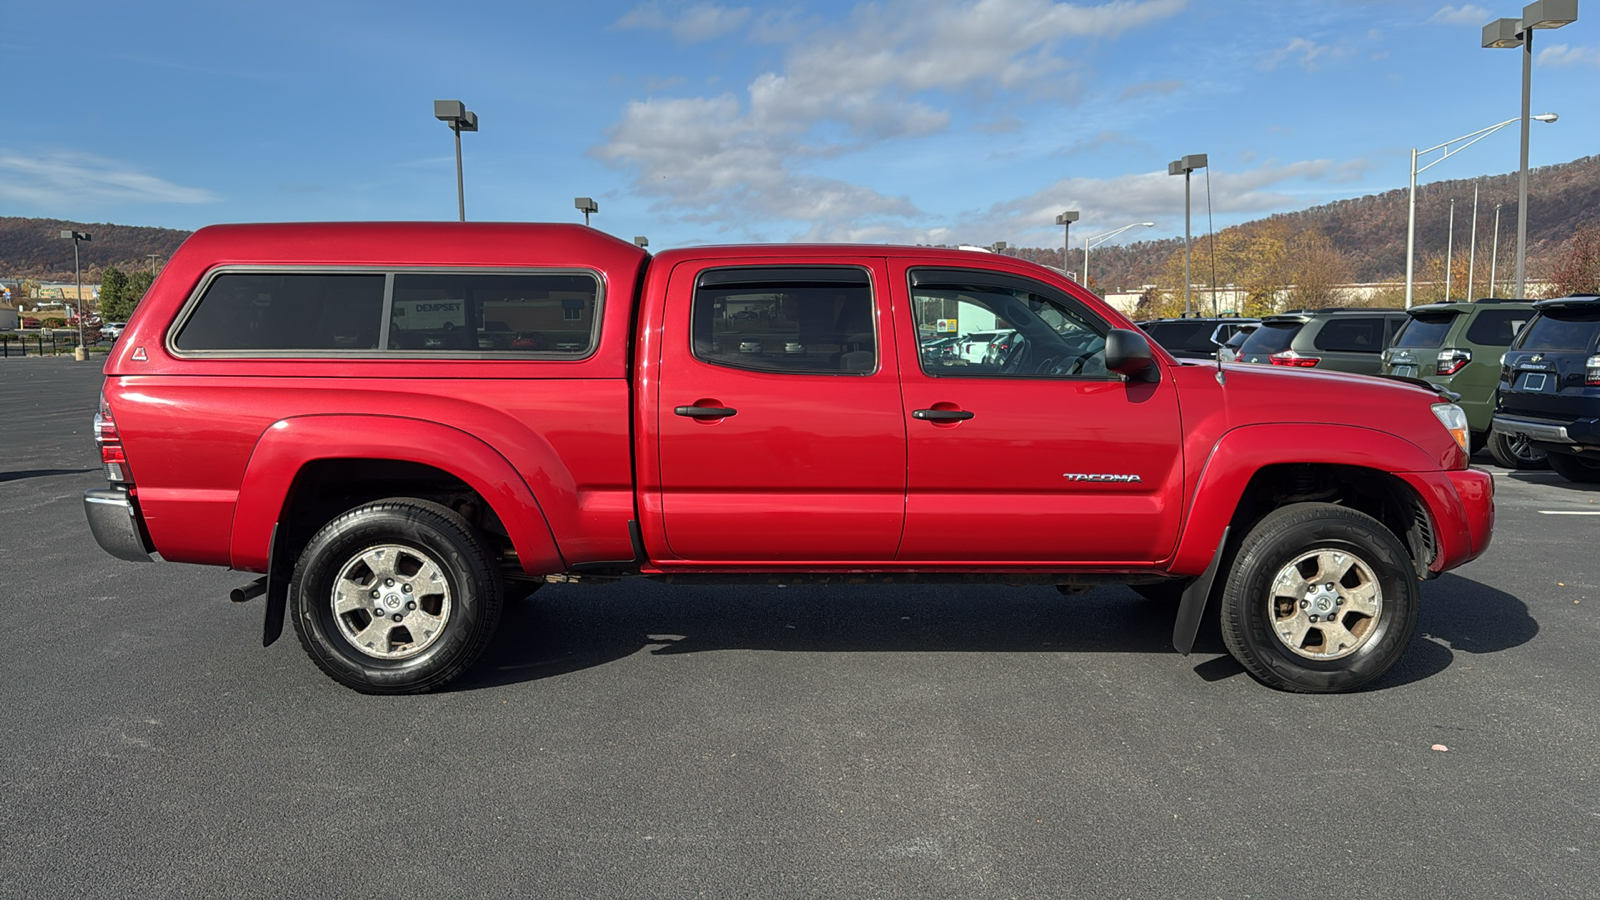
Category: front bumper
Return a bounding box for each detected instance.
[1397,468,1494,573]
[84,488,154,562]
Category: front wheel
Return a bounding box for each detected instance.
[1219,503,1419,693]
[1547,451,1600,484]
[290,499,503,694]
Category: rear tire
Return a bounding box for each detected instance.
[1547,451,1600,484]
[290,499,503,694]
[1487,426,1550,470]
[1219,503,1419,693]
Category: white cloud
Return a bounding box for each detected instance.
[1262,37,1354,72]
[1538,43,1600,66]
[616,2,753,42]
[0,151,219,207]
[1427,5,1491,25]
[596,0,1188,236]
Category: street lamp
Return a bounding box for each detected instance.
[575,197,598,226]
[1083,222,1155,294]
[1403,113,1556,307]
[433,100,478,222]
[1167,154,1208,315]
[59,230,91,359]
[146,254,161,275]
[1055,211,1080,277]
[1483,0,1578,298]
[634,236,649,249]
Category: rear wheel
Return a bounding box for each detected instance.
[1487,426,1550,470]
[1219,503,1418,693]
[1547,451,1600,484]
[290,499,503,694]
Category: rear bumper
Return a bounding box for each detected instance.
[1492,413,1582,445]
[1398,469,1494,573]
[84,488,155,562]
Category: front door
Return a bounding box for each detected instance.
[654,259,907,562]
[894,264,1184,564]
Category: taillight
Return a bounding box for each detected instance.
[1437,348,1472,376]
[1588,354,1600,385]
[94,392,131,483]
[1270,350,1320,367]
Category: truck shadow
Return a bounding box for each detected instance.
[465,572,1535,693]
[0,468,97,484]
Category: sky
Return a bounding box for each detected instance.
[4,0,1597,252]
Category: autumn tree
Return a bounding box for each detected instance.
[1546,224,1600,297]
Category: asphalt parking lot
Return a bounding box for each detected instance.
[2,355,1597,899]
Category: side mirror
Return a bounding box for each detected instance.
[1105,328,1157,381]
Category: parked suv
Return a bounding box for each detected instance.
[1137,316,1259,361]
[1493,294,1600,483]
[1237,308,1410,374]
[1381,298,1543,467]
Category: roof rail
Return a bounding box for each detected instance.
[1473,296,1535,303]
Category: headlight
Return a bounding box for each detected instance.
[1431,403,1470,455]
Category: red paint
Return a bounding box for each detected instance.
[92,222,1490,591]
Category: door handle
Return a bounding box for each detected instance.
[912,408,974,421]
[675,405,738,419]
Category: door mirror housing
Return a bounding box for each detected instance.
[1105,328,1157,381]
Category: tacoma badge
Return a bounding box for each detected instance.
[1063,473,1142,483]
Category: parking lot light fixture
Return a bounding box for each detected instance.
[1167,154,1208,315]
[1055,211,1080,276]
[575,197,599,227]
[1482,0,1577,298]
[634,236,649,249]
[1403,113,1555,307]
[59,230,91,359]
[1083,222,1154,296]
[433,100,478,222]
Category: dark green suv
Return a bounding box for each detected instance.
[1381,298,1543,468]
[1237,307,1409,374]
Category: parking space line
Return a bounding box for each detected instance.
[1537,510,1600,515]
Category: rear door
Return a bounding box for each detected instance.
[893,264,1184,564]
[654,259,908,562]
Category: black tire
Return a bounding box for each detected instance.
[290,499,503,694]
[1219,503,1419,693]
[1547,451,1600,484]
[1487,426,1550,470]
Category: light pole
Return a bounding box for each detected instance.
[1446,199,1456,301]
[146,253,160,275]
[1468,183,1481,300]
[634,236,649,249]
[1403,113,1555,307]
[1484,0,1578,298]
[1490,202,1504,295]
[433,100,478,222]
[1167,154,1208,316]
[1055,211,1079,277]
[575,197,598,226]
[1083,222,1155,295]
[59,230,91,360]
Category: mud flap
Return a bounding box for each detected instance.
[1172,527,1229,656]
[262,523,291,647]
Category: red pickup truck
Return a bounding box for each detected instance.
[84,222,1493,695]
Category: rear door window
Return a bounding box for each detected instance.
[1465,309,1532,345]
[691,267,877,374]
[1240,322,1302,355]
[1312,317,1384,353]
[1392,314,1456,349]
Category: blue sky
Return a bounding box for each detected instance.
[4,0,1596,250]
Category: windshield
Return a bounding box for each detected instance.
[1391,314,1456,349]
[1239,321,1301,355]
[1516,309,1600,352]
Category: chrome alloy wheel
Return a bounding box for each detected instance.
[332,544,452,660]
[1267,549,1383,661]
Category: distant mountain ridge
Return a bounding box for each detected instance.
[5,154,1597,285]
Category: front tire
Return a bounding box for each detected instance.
[290,499,503,694]
[1219,503,1419,693]
[1547,451,1600,484]
[1487,426,1550,470]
